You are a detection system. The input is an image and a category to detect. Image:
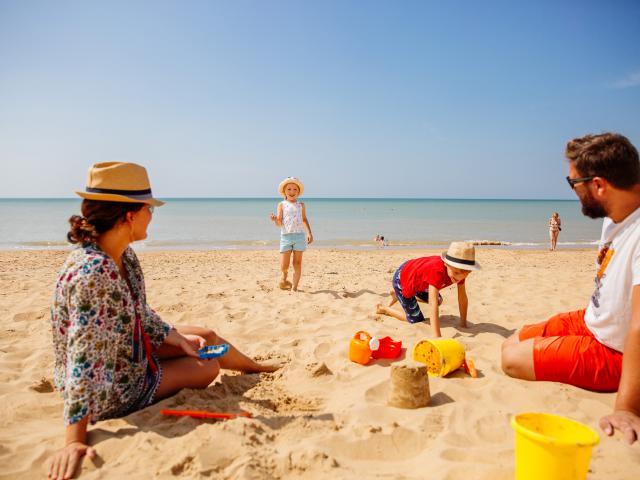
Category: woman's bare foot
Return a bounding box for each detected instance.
[279,279,292,290]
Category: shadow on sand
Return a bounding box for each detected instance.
[308,288,388,299]
[439,314,515,338]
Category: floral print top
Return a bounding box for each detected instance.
[51,243,172,425]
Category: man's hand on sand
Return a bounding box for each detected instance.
[600,410,640,445]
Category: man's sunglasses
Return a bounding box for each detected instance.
[566,176,594,189]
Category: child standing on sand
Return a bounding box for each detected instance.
[270,177,313,291]
[376,242,480,337]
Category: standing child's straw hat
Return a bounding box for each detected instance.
[278,177,304,196]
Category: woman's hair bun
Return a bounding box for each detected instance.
[67,215,99,244]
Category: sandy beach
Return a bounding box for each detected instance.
[0,248,638,479]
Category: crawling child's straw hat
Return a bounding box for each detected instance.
[442,242,481,271]
[76,162,165,206]
[278,177,304,196]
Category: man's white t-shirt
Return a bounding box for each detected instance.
[585,206,640,352]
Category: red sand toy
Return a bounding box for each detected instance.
[161,409,253,420]
[349,331,402,365]
[372,336,403,359]
[463,359,478,378]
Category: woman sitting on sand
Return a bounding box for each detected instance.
[48,163,277,480]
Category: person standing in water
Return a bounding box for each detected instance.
[548,212,561,251]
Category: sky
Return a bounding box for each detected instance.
[1,0,639,199]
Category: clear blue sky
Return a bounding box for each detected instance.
[1,0,639,199]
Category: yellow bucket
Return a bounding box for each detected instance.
[412,339,466,377]
[511,413,599,480]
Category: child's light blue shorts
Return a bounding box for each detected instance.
[280,232,307,253]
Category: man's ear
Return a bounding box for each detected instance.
[592,177,608,197]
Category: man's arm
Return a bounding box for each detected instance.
[600,284,640,444]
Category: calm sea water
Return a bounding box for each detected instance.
[0,198,602,250]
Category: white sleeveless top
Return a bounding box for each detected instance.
[281,201,305,234]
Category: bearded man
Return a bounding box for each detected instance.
[501,132,640,445]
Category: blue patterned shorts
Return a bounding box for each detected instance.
[392,263,442,324]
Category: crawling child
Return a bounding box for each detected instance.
[376,242,480,337]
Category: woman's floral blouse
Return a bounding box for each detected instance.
[51,244,171,425]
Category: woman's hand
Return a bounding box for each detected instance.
[307,232,314,244]
[48,442,96,479]
[182,334,207,357]
[166,329,206,358]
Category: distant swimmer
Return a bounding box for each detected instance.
[548,212,561,251]
[373,234,388,248]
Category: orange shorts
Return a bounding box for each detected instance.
[519,309,622,392]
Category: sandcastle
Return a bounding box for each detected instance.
[387,362,431,409]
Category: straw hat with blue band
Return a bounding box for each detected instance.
[76,162,165,207]
[441,241,481,271]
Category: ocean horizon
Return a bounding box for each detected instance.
[0,198,602,251]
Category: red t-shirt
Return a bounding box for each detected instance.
[399,256,464,298]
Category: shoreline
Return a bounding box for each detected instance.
[0,242,599,253]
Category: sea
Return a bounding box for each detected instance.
[0,198,602,251]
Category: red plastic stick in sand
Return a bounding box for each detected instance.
[161,409,253,420]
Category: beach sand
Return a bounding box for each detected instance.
[0,248,638,479]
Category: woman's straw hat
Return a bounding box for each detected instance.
[442,241,481,271]
[75,162,164,206]
[278,177,304,196]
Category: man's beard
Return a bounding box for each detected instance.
[580,188,607,219]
